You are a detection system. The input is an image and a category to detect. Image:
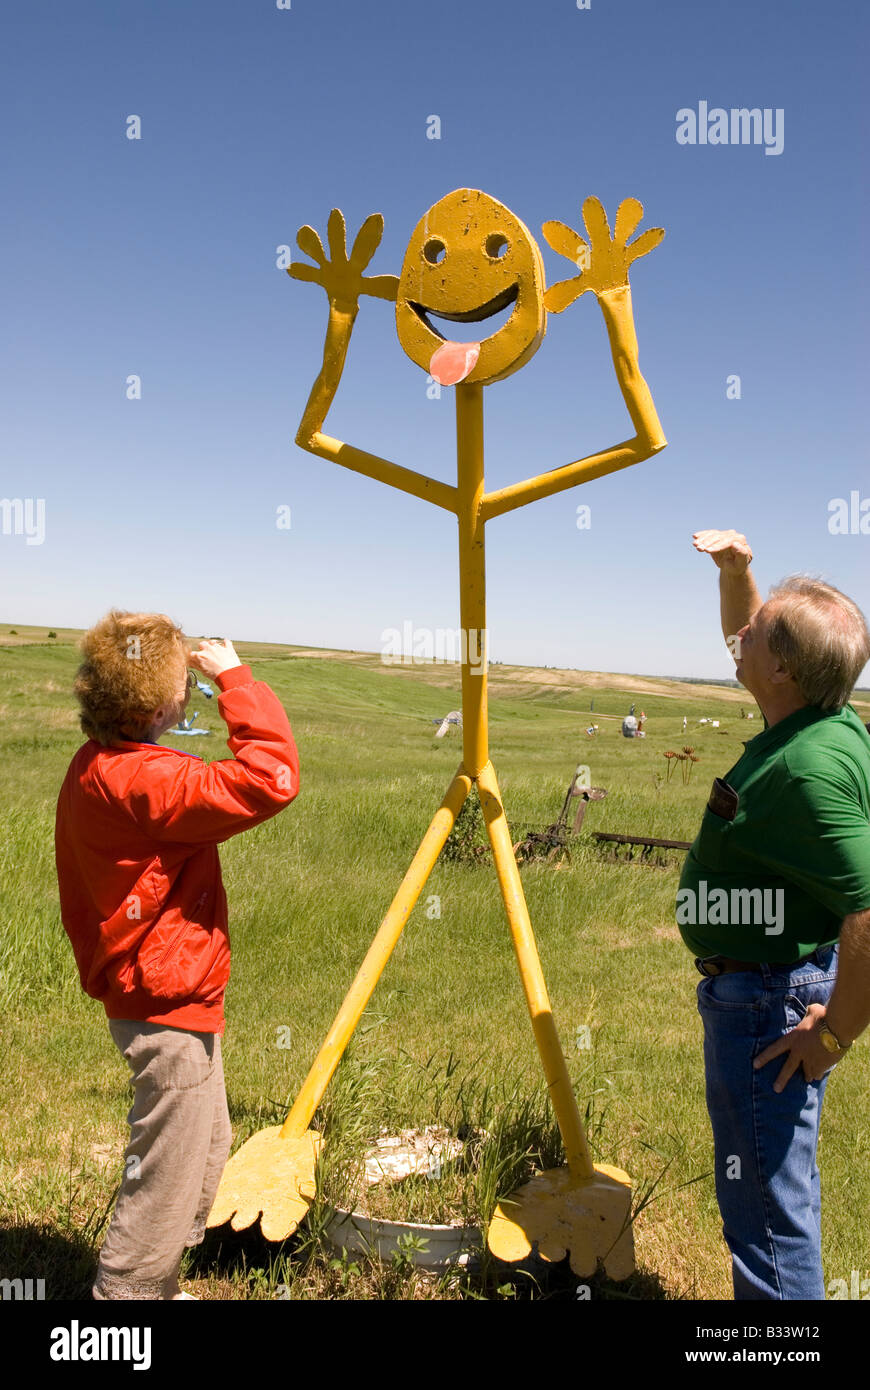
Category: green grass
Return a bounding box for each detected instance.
[1,628,868,1300]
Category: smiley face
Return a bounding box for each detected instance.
[396,189,546,387]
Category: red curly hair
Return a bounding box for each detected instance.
[74,610,190,745]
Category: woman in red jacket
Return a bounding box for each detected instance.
[55,611,300,1300]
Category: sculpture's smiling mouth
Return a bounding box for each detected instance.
[410,283,519,341]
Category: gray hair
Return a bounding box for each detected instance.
[765,576,870,711]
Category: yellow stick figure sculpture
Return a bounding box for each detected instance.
[209,189,667,1278]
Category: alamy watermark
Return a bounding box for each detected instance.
[381,623,488,675]
[676,880,784,935]
[828,491,870,535]
[50,1322,151,1369]
[1,497,45,546]
[827,1270,870,1299]
[676,102,784,156]
[0,1276,45,1300]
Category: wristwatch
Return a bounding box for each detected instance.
[818,1020,851,1054]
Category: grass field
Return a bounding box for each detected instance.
[1,625,868,1301]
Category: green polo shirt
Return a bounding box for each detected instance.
[677,703,870,961]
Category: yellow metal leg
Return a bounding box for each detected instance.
[478,760,635,1279]
[477,761,593,1178]
[280,764,473,1139]
[207,765,473,1238]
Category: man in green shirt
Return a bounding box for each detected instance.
[682,529,870,1300]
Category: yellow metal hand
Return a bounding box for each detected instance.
[542,196,665,312]
[290,207,455,511]
[289,209,399,311]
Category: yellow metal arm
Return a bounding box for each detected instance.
[480,285,665,521]
[304,434,458,513]
[480,438,653,523]
[294,260,458,513]
[599,284,666,449]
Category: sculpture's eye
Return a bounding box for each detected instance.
[423,237,447,265]
[485,233,508,259]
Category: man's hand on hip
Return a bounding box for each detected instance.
[753,1003,841,1092]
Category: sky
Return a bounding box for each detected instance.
[2,0,868,682]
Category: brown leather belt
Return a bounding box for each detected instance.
[695,949,827,977]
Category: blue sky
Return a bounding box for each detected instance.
[2,0,867,682]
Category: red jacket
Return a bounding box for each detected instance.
[54,664,299,1033]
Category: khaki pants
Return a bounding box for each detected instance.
[92,1020,233,1300]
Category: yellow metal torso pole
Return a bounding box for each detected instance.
[456,383,488,777]
[455,380,594,1182]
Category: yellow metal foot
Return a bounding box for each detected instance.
[207,1126,322,1242]
[487,1162,635,1281]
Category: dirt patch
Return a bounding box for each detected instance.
[489,664,749,704]
[90,1142,124,1174]
[654,925,681,941]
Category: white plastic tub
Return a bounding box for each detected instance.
[324,1208,482,1269]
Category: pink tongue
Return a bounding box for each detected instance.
[430,340,480,386]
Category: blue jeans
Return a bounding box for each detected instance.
[696,944,838,1300]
